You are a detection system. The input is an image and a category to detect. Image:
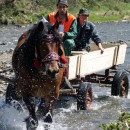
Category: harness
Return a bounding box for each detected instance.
[34,34,68,69]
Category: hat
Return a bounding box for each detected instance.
[57,0,68,7]
[78,8,89,16]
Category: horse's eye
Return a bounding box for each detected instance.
[43,35,48,39]
[41,43,49,50]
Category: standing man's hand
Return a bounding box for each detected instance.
[59,32,64,37]
[98,43,104,54]
[100,48,104,54]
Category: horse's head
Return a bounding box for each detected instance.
[30,21,63,78]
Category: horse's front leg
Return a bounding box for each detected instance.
[43,73,63,123]
[23,93,38,130]
[36,97,53,123]
[49,68,64,113]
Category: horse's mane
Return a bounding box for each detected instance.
[13,21,63,75]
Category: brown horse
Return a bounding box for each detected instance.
[9,21,65,130]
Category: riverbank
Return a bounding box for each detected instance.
[0,0,130,25]
[0,50,13,97]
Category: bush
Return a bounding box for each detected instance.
[99,112,130,130]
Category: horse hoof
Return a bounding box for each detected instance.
[44,124,50,130]
[25,116,38,130]
[11,100,24,112]
[44,112,53,123]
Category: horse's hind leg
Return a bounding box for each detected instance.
[6,83,24,111]
[23,94,38,130]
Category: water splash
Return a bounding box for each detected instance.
[0,98,69,130]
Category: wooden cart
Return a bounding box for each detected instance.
[3,43,129,111]
[59,43,129,110]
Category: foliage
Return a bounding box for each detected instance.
[99,112,130,130]
[0,0,130,25]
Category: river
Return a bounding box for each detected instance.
[0,21,130,130]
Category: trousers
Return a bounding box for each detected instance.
[63,39,75,56]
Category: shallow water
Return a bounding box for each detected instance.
[0,25,30,52]
[0,21,130,52]
[96,21,130,42]
[0,21,130,130]
[0,86,130,130]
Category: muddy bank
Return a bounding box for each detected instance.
[0,50,14,97]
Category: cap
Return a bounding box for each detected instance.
[57,0,68,7]
[78,8,89,16]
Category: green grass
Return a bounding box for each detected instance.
[89,13,123,22]
[99,112,130,130]
[0,0,130,25]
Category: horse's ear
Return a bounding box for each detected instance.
[37,21,44,31]
[48,21,60,34]
[53,20,61,30]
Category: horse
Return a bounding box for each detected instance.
[7,20,66,130]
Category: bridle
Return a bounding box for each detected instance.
[34,33,62,69]
[42,34,60,63]
[42,52,60,63]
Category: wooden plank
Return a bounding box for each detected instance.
[59,89,77,95]
[79,46,117,77]
[89,43,116,51]
[71,43,116,53]
[115,44,127,65]
[113,46,118,65]
[67,55,80,80]
[71,51,88,55]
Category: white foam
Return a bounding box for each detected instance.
[0,99,69,130]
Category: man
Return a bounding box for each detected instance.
[47,0,77,56]
[46,0,77,89]
[74,8,104,53]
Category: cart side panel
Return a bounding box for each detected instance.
[115,44,127,65]
[90,43,116,51]
[67,55,80,80]
[79,46,117,76]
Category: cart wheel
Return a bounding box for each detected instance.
[111,71,129,98]
[77,82,92,110]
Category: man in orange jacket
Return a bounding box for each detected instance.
[47,0,77,56]
[47,0,77,89]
